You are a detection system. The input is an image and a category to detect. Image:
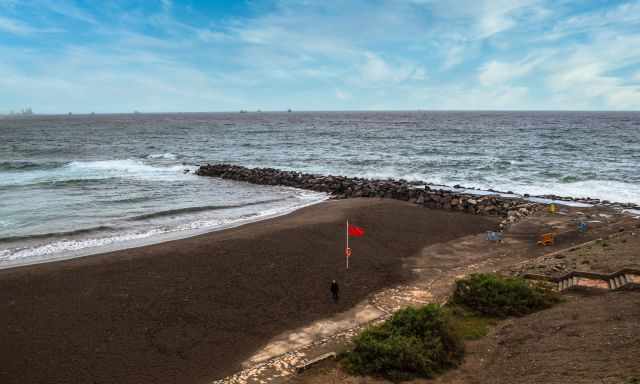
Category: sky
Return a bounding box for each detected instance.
[1,0,640,113]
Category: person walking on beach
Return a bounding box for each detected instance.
[330,280,340,303]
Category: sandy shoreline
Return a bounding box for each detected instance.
[0,194,328,271]
[0,198,497,384]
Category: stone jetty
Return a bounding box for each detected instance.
[196,164,543,228]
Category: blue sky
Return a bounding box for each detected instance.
[1,0,640,113]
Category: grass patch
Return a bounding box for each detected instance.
[341,274,560,381]
[444,305,496,341]
[452,273,560,318]
[342,304,463,381]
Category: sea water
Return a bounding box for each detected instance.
[1,111,638,267]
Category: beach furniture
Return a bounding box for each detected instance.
[578,221,588,232]
[538,233,555,246]
[486,231,503,242]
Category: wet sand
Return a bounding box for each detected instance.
[0,198,498,384]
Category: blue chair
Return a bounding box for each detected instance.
[578,222,588,233]
[486,231,503,242]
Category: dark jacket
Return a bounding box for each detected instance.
[330,281,339,295]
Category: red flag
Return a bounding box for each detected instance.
[348,224,365,237]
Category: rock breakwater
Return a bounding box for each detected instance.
[196,164,542,228]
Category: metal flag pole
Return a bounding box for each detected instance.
[346,219,349,270]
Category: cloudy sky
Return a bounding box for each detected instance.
[1,0,640,113]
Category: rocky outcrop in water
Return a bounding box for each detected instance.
[196,164,543,227]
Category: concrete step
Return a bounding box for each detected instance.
[530,271,640,293]
[624,274,634,285]
[612,278,620,289]
[563,278,572,290]
[295,352,336,373]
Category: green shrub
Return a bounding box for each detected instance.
[452,273,559,318]
[342,304,463,381]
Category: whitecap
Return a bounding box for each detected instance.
[145,153,178,160]
[1,159,195,187]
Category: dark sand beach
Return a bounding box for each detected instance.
[0,198,498,384]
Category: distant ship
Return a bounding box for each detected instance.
[288,109,292,113]
[239,109,247,113]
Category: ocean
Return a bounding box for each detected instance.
[1,111,639,267]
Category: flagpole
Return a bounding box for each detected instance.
[346,219,349,270]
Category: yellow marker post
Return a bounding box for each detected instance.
[549,203,557,214]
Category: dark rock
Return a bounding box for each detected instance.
[195,163,545,221]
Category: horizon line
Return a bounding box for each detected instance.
[2,109,640,116]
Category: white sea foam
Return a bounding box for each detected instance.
[488,179,640,205]
[145,153,178,160]
[0,189,327,268]
[1,159,195,187]
[66,159,192,179]
[323,166,640,205]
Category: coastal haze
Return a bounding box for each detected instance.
[1,111,639,267]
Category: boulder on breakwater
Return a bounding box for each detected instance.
[195,164,542,226]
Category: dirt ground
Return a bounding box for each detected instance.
[287,208,640,384]
[290,290,640,384]
[511,223,640,276]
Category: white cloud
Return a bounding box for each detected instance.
[0,46,240,113]
[0,0,17,8]
[478,56,541,86]
[606,87,640,109]
[1,0,639,112]
[0,16,34,35]
[40,0,97,24]
[335,89,350,100]
[476,0,549,38]
[543,32,640,109]
[422,0,547,40]
[545,1,640,40]
[442,45,465,69]
[409,84,532,110]
[359,53,426,86]
[161,0,172,13]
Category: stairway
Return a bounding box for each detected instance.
[523,269,640,292]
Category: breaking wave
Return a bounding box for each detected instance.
[0,225,115,244]
[127,199,288,221]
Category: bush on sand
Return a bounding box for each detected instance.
[342,304,463,381]
[452,273,560,318]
